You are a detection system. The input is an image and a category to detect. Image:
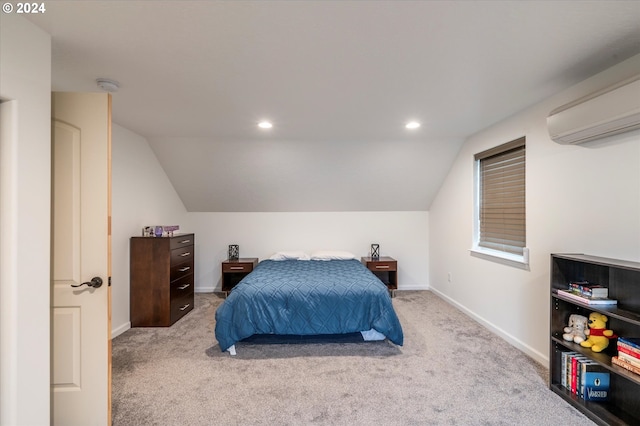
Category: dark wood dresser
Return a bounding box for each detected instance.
[130,233,195,326]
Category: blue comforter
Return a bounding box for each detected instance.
[215,259,404,351]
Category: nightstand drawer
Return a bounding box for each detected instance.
[170,234,194,250]
[222,262,253,273]
[368,261,397,271]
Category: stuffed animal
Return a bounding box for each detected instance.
[580,312,616,352]
[562,314,588,344]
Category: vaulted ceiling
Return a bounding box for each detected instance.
[27,1,640,212]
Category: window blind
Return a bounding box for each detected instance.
[475,137,526,255]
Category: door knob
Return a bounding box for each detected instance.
[71,277,103,289]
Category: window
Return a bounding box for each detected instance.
[474,137,526,259]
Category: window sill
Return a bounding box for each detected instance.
[469,247,530,270]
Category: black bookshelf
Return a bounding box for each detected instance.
[550,254,640,426]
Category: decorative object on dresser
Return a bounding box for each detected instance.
[142,225,180,237]
[228,244,239,260]
[361,256,397,296]
[550,253,640,426]
[370,244,380,259]
[221,257,258,295]
[130,233,195,326]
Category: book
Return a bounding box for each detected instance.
[571,354,579,394]
[582,363,610,401]
[612,356,640,376]
[578,358,595,397]
[557,289,618,305]
[561,351,579,389]
[618,342,640,358]
[571,354,590,395]
[569,281,609,298]
[618,337,640,350]
[618,341,640,357]
[618,351,640,368]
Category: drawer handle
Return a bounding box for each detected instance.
[375,265,390,269]
[179,303,190,311]
[180,252,191,257]
[180,239,191,244]
[178,266,191,272]
[229,266,245,270]
[178,284,191,290]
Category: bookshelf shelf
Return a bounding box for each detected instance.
[553,292,640,326]
[550,254,640,426]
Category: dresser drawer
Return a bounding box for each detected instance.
[170,245,193,265]
[170,258,194,281]
[222,262,253,273]
[170,292,194,323]
[170,274,194,299]
[170,234,195,250]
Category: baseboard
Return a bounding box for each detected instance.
[398,284,430,291]
[111,321,131,339]
[429,287,548,367]
[195,286,216,293]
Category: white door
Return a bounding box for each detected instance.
[51,92,111,425]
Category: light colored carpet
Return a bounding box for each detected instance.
[112,291,593,425]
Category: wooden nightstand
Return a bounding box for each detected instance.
[221,258,258,295]
[361,256,397,297]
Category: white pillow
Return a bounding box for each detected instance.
[269,251,311,261]
[310,250,356,261]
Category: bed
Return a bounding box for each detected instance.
[214,258,404,354]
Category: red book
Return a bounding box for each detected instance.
[570,355,589,395]
[618,343,640,362]
[618,341,640,357]
[572,355,591,395]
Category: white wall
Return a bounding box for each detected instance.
[429,54,640,365]
[188,211,429,292]
[0,14,51,426]
[111,124,188,336]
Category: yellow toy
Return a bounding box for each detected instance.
[580,312,615,352]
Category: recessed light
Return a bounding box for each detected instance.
[258,121,273,129]
[405,121,420,129]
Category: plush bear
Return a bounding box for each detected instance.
[562,314,588,344]
[580,312,615,352]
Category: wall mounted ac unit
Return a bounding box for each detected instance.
[547,75,640,144]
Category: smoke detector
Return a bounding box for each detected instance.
[96,78,120,93]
